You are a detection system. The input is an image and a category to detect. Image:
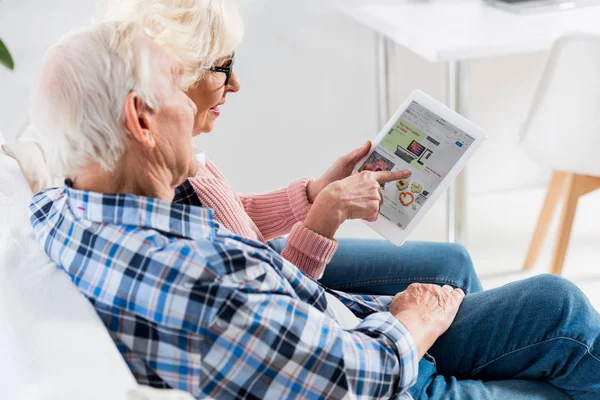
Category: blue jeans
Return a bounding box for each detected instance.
[322,239,483,295]
[269,238,600,399]
[268,238,483,295]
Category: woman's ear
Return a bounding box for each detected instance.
[124,91,156,149]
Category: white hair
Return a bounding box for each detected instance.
[30,21,166,177]
[95,0,244,89]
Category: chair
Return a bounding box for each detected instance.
[520,34,600,275]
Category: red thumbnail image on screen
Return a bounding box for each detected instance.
[360,151,396,173]
[407,140,426,157]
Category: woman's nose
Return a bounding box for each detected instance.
[226,70,241,93]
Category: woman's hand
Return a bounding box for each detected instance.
[391,283,465,359]
[306,141,372,203]
[303,169,411,238]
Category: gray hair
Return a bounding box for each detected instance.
[95,0,244,89]
[30,21,165,176]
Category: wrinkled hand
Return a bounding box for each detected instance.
[391,284,465,358]
[306,141,372,203]
[303,169,411,238]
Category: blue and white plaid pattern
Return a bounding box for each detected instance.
[30,184,418,399]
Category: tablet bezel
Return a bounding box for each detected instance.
[354,89,487,246]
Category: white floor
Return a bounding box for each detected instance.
[335,186,600,310]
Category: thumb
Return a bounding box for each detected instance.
[346,141,371,163]
[452,288,465,301]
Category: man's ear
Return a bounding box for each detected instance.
[124,91,156,149]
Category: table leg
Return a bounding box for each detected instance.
[375,33,389,129]
[446,60,467,244]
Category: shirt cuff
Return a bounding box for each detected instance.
[287,178,313,223]
[356,312,419,393]
[282,222,338,280]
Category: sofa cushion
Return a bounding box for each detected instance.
[1,123,63,194]
[1,139,60,194]
[0,131,137,400]
[127,386,195,400]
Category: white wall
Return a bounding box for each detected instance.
[214,0,551,195]
[0,0,552,239]
[0,0,97,138]
[199,0,379,195]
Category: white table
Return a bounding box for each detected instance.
[339,0,600,244]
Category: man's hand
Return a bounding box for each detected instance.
[390,283,465,359]
[306,141,372,203]
[303,169,411,238]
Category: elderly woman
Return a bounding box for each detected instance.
[94,0,483,300]
[30,18,600,400]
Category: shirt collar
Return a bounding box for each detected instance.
[64,185,218,241]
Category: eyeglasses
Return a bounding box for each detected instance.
[208,52,235,86]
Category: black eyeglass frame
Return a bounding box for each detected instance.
[208,52,235,86]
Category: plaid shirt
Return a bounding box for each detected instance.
[30,181,418,399]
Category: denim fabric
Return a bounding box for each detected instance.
[269,239,600,399]
[409,274,599,399]
[268,239,483,295]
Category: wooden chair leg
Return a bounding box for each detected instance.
[550,173,600,275]
[523,171,567,271]
[550,174,580,275]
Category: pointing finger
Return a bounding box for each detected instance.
[373,169,412,184]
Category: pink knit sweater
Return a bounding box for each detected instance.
[188,158,338,279]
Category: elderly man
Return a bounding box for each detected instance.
[30,21,600,400]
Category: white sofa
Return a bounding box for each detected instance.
[0,130,194,400]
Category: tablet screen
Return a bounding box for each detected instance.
[359,101,475,229]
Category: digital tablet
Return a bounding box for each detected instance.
[355,90,487,246]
